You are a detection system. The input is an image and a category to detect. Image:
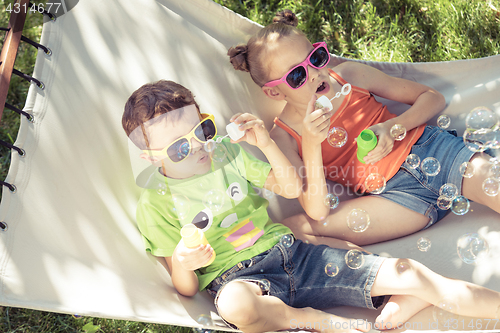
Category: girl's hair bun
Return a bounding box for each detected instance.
[273,9,298,27]
[227,44,250,72]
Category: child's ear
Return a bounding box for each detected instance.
[262,86,285,101]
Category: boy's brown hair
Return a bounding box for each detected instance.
[122,80,200,149]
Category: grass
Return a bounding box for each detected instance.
[0,0,499,332]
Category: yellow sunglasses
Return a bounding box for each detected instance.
[143,113,217,163]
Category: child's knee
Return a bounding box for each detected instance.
[216,280,261,327]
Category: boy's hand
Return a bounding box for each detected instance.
[363,122,395,164]
[230,113,271,148]
[302,94,332,146]
[174,241,214,271]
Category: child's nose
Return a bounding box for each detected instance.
[190,137,203,153]
[308,65,320,81]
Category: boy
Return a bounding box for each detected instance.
[123,80,500,333]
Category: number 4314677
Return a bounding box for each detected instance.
[6,2,61,14]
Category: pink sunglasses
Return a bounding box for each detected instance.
[264,42,330,90]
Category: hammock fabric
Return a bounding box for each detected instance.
[0,0,499,331]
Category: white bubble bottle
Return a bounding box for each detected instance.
[180,224,215,267]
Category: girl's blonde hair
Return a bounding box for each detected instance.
[227,10,305,87]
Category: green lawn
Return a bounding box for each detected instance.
[1,0,499,332]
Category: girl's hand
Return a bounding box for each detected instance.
[230,113,271,148]
[364,122,395,164]
[174,241,214,271]
[302,94,332,146]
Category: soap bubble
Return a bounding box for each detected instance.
[437,115,451,129]
[463,128,496,152]
[482,178,499,196]
[210,144,227,162]
[457,233,489,264]
[168,194,191,220]
[459,161,475,178]
[396,261,412,274]
[490,163,500,179]
[451,196,470,215]
[390,124,407,141]
[364,173,386,194]
[325,263,339,277]
[327,127,348,148]
[465,106,499,131]
[421,157,441,176]
[196,314,213,327]
[405,154,420,169]
[280,234,294,248]
[345,249,365,270]
[436,196,452,210]
[433,297,459,329]
[204,139,217,153]
[439,183,458,199]
[346,208,371,233]
[262,188,275,200]
[417,237,432,252]
[324,193,340,209]
[202,189,225,212]
[257,279,271,293]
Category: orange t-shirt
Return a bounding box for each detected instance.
[274,68,425,192]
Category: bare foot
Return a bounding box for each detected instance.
[374,295,430,330]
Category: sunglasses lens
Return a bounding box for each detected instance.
[167,139,190,162]
[196,119,216,141]
[310,46,329,68]
[286,66,307,89]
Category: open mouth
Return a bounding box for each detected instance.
[316,82,327,93]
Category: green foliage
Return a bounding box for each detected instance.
[1,0,499,331]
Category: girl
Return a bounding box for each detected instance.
[227,10,499,246]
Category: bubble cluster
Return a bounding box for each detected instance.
[157,184,167,196]
[327,127,348,148]
[437,115,451,129]
[457,233,489,264]
[324,193,340,210]
[345,249,365,269]
[346,208,371,233]
[364,173,386,194]
[459,161,475,178]
[433,298,459,329]
[202,189,225,212]
[463,128,496,152]
[436,196,452,210]
[482,178,499,196]
[390,124,407,141]
[405,154,420,169]
[417,237,432,252]
[421,157,441,176]
[439,183,458,199]
[451,196,470,215]
[325,263,339,277]
[280,234,294,248]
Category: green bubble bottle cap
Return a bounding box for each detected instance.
[357,129,377,164]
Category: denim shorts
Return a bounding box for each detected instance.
[207,236,385,329]
[375,125,476,228]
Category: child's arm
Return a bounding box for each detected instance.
[165,241,215,297]
[339,61,446,164]
[231,113,302,199]
[270,97,333,221]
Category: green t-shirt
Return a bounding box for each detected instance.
[136,138,292,290]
